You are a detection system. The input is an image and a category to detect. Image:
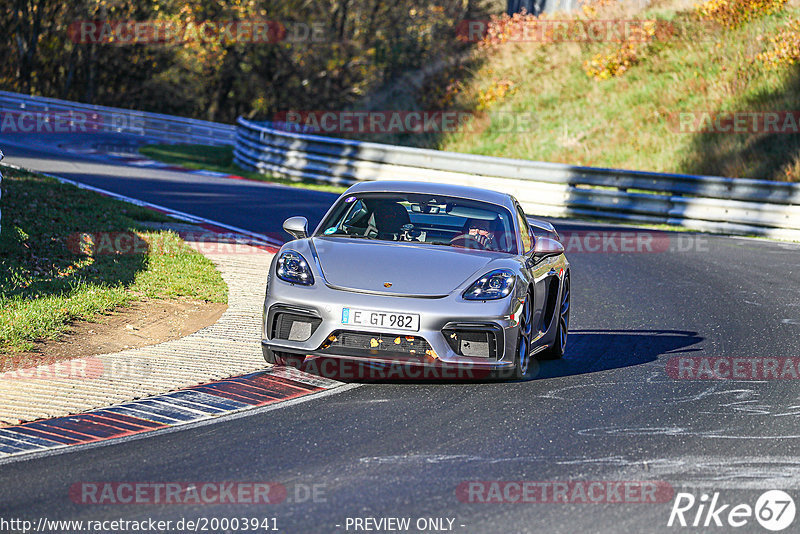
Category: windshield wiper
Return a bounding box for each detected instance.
[320,232,375,239]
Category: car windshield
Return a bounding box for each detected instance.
[315,192,517,254]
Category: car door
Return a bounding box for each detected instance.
[516,204,560,336]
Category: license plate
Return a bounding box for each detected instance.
[341,308,420,331]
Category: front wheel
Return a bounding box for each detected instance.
[512,292,533,379]
[538,273,570,360]
[263,346,305,368]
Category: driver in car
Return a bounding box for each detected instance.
[451,218,498,250]
[467,220,495,248]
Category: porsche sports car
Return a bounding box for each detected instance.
[261,181,570,379]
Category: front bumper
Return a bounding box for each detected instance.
[261,279,522,370]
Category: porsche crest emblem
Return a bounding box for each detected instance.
[383,282,393,288]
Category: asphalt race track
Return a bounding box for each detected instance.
[2,133,800,533]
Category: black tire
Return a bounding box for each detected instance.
[263,346,305,368]
[512,290,533,379]
[538,273,570,360]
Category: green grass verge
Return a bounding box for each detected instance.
[0,167,227,354]
[139,144,347,193]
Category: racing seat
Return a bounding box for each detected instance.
[371,201,411,240]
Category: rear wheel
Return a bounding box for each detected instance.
[512,292,533,379]
[539,273,570,360]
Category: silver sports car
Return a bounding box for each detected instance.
[261,181,570,380]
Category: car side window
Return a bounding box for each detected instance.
[516,206,533,254]
[343,200,368,227]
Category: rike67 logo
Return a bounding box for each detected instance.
[668,490,796,531]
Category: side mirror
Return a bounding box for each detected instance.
[283,216,309,240]
[531,237,564,263]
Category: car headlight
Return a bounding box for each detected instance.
[276,251,314,286]
[463,269,515,300]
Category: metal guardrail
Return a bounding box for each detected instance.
[234,116,800,240]
[0,91,235,146]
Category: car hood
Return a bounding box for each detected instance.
[310,237,507,297]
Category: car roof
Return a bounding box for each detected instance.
[343,181,517,210]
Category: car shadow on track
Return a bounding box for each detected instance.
[293,329,703,384]
[528,329,704,381]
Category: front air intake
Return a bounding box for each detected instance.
[442,324,501,359]
[269,307,322,342]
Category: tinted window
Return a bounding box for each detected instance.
[316,192,517,254]
[516,205,533,254]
